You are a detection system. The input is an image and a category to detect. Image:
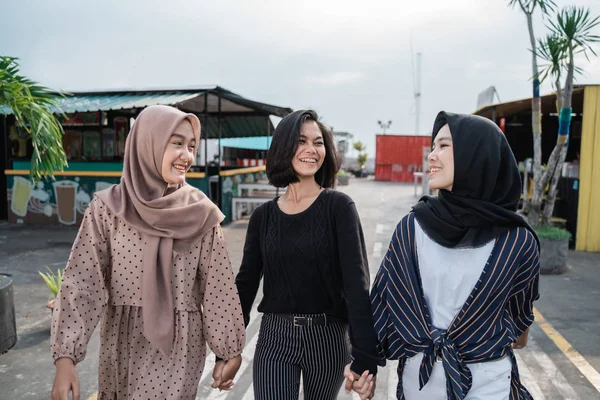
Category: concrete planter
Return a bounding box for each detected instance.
[0,274,17,353]
[539,237,569,274]
[337,175,350,186]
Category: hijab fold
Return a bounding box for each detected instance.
[96,105,224,355]
[412,111,538,249]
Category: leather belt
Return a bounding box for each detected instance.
[274,313,328,327]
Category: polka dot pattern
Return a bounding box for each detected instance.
[51,197,246,399]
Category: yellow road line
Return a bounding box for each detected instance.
[534,307,600,393]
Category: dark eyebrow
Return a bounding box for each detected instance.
[299,134,323,140]
[170,133,196,143]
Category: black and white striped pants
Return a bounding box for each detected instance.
[253,313,351,400]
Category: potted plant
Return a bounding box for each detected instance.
[535,225,571,274]
[39,267,64,311]
[0,274,17,353]
[337,169,350,186]
[353,141,368,178]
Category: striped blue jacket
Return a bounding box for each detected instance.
[371,213,540,399]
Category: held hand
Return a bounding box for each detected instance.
[219,354,242,390]
[51,358,80,400]
[344,364,376,400]
[211,355,242,391]
[211,360,225,389]
[513,327,530,350]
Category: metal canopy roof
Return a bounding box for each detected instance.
[51,92,199,113]
[57,86,293,117]
[473,87,587,118]
[1,86,292,139]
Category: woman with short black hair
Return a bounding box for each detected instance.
[266,110,339,189]
[236,109,382,399]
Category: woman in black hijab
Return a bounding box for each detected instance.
[368,112,541,399]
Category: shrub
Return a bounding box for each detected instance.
[535,225,572,240]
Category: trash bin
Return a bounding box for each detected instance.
[0,274,17,353]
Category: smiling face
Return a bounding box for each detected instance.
[291,120,326,180]
[160,119,196,185]
[428,123,454,192]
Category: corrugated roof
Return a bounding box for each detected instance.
[1,86,293,117]
[52,92,200,113]
[473,87,588,117]
[1,87,290,139]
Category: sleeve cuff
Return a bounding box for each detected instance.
[53,354,79,366]
[213,347,243,363]
[350,358,379,376]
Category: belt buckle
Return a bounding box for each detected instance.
[293,316,313,327]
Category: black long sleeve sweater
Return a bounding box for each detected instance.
[235,189,383,375]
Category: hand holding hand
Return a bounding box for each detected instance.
[513,327,530,350]
[343,363,376,400]
[211,355,242,391]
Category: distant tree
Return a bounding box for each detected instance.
[353,141,368,171]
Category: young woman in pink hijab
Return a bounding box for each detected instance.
[50,105,246,400]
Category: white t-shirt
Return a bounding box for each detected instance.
[401,219,512,400]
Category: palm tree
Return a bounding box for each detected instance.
[536,33,568,111]
[0,56,67,182]
[540,7,600,224]
[508,0,556,225]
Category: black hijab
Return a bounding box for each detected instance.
[412,111,539,249]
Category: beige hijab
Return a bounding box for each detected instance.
[96,105,224,355]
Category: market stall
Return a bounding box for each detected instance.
[1,87,292,225]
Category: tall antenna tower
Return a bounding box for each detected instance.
[410,34,422,134]
[413,52,422,135]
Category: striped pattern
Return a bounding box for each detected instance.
[371,213,540,400]
[252,314,351,400]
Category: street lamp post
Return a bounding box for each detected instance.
[377,120,392,134]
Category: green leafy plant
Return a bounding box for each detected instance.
[353,141,368,171]
[337,169,349,177]
[0,56,68,183]
[535,224,572,240]
[38,267,64,297]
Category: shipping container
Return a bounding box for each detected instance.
[375,135,431,181]
[390,164,404,182]
[376,135,430,166]
[389,164,423,183]
[375,164,392,181]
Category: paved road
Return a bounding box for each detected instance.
[196,178,600,399]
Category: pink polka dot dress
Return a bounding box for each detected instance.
[51,197,246,399]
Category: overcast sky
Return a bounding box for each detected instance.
[2,0,599,156]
